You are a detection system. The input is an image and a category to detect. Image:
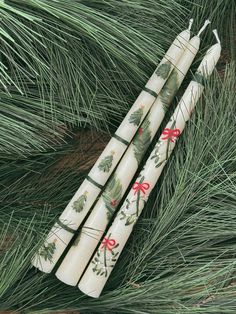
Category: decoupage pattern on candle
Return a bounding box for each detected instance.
[128,105,144,126]
[160,68,179,113]
[38,240,57,263]
[78,30,221,298]
[132,118,152,164]
[92,234,119,277]
[98,151,115,173]
[102,175,123,220]
[72,191,88,212]
[34,24,192,274]
[88,122,179,278]
[155,61,172,80]
[55,29,205,285]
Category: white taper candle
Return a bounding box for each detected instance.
[55,21,211,286]
[32,22,192,273]
[78,30,221,298]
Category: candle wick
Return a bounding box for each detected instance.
[197,19,211,36]
[213,29,221,44]
[188,18,194,31]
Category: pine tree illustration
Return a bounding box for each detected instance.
[160,69,179,113]
[155,61,171,80]
[72,191,88,212]
[102,175,123,220]
[132,117,152,164]
[98,151,114,172]
[128,106,144,126]
[39,240,56,262]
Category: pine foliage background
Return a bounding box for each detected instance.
[0,0,236,313]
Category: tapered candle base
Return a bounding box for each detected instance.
[78,273,103,298]
[32,224,74,273]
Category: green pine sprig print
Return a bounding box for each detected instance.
[92,233,119,277]
[132,117,152,164]
[128,106,144,126]
[160,68,179,113]
[155,61,172,80]
[98,151,115,173]
[151,140,166,168]
[119,198,139,226]
[38,240,56,263]
[102,175,123,220]
[72,191,88,212]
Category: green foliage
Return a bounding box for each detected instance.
[128,107,144,126]
[72,192,88,213]
[102,175,123,220]
[98,154,114,172]
[160,69,180,112]
[0,0,236,313]
[132,117,152,164]
[38,241,56,262]
[155,61,172,79]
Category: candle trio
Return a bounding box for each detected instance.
[32,20,221,298]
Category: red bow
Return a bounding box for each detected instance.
[161,128,180,142]
[132,182,150,195]
[101,237,116,251]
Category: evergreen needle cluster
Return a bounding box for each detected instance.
[0,0,236,313]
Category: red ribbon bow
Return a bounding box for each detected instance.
[161,128,180,142]
[132,182,150,195]
[101,237,116,251]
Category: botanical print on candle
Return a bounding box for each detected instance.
[92,234,119,277]
[132,118,152,164]
[128,106,144,126]
[38,239,57,263]
[102,175,123,220]
[155,60,172,79]
[98,151,115,173]
[160,69,179,113]
[72,191,88,212]
[120,177,150,225]
[151,120,181,168]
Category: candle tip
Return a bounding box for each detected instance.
[197,19,211,36]
[188,18,194,31]
[213,29,221,44]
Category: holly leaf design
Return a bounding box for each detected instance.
[39,241,56,262]
[155,61,171,80]
[128,107,144,126]
[102,175,123,220]
[160,68,179,113]
[72,191,88,212]
[132,117,152,164]
[98,152,114,172]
